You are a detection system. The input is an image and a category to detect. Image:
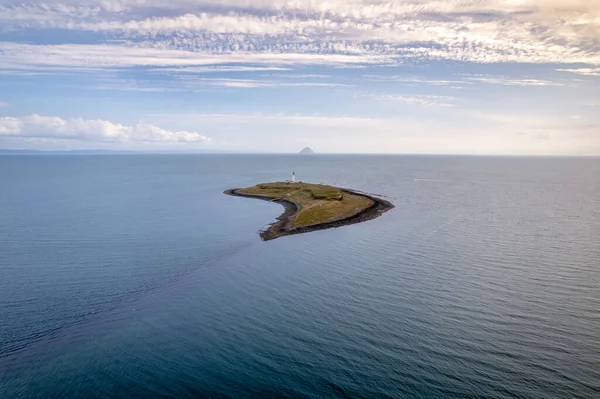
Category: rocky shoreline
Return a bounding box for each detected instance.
[224,187,394,241]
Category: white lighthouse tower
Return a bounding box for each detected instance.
[291,172,296,183]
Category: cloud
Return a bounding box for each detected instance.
[365,76,471,87]
[1,0,600,71]
[556,68,600,77]
[268,74,330,80]
[88,76,349,91]
[148,113,386,128]
[0,114,212,144]
[0,101,7,107]
[0,42,388,73]
[355,92,457,107]
[170,77,350,88]
[89,84,181,93]
[153,66,292,74]
[463,75,564,87]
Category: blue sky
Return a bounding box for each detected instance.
[0,0,599,154]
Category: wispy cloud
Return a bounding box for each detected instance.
[147,113,386,128]
[0,42,390,73]
[355,92,457,107]
[365,76,471,87]
[556,68,600,77]
[89,77,350,91]
[268,74,331,80]
[89,84,182,93]
[1,0,600,72]
[463,75,564,87]
[152,66,292,74]
[0,101,7,107]
[0,114,212,144]
[172,77,350,88]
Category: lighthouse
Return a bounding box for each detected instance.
[291,172,296,183]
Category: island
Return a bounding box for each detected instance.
[224,182,394,240]
[299,147,315,154]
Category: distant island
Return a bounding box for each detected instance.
[299,147,315,154]
[224,181,393,240]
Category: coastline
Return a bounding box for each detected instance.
[224,187,394,241]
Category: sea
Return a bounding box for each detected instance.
[0,154,599,398]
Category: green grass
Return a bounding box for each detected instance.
[237,182,373,228]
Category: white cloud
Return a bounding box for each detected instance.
[365,76,471,86]
[0,114,212,144]
[1,0,600,70]
[171,77,349,88]
[89,84,181,92]
[88,76,349,91]
[148,113,386,128]
[556,68,600,77]
[355,92,457,107]
[153,66,292,74]
[463,75,564,87]
[0,42,389,73]
[268,74,330,79]
[0,101,7,107]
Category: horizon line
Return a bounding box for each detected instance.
[0,149,598,158]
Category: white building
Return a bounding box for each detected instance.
[291,172,296,183]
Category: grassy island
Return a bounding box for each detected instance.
[224,182,394,240]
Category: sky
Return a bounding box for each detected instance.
[0,0,599,155]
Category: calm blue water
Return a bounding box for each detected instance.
[1,155,599,398]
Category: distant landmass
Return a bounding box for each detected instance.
[299,147,315,154]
